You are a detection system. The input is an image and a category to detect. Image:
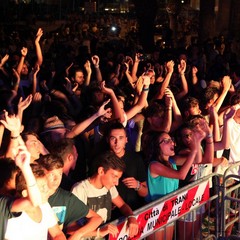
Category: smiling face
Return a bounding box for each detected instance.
[158,133,175,160]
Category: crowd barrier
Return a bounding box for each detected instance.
[106,163,240,240]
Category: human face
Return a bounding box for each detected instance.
[74,71,84,85]
[36,177,50,203]
[181,128,193,147]
[25,134,42,162]
[108,129,127,157]
[158,133,175,158]
[21,63,29,76]
[187,105,201,116]
[46,168,63,192]
[100,168,123,190]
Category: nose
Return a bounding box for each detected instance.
[114,179,119,186]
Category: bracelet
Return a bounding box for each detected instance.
[97,228,100,238]
[166,108,172,110]
[94,65,99,68]
[10,135,19,139]
[28,182,37,187]
[135,181,141,191]
[143,87,149,91]
[207,133,213,138]
[127,215,136,220]
[206,141,213,144]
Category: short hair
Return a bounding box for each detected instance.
[104,121,126,138]
[203,87,219,103]
[37,154,64,171]
[0,158,18,188]
[182,96,199,112]
[49,138,75,163]
[91,151,125,176]
[15,164,45,195]
[21,131,40,142]
[142,101,165,118]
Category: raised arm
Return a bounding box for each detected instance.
[131,53,141,82]
[66,99,111,138]
[17,47,28,75]
[213,75,231,113]
[34,28,43,67]
[175,59,188,100]
[84,60,92,86]
[91,55,102,83]
[100,81,125,123]
[155,60,174,99]
[0,54,10,77]
[125,75,150,120]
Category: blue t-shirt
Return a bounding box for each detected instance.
[146,158,179,202]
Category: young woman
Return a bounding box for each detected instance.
[145,129,204,240]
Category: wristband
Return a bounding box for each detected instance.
[207,133,213,138]
[143,87,149,91]
[11,135,19,139]
[127,215,136,220]
[135,181,141,191]
[94,65,99,68]
[28,182,37,187]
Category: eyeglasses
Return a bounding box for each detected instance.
[159,138,175,145]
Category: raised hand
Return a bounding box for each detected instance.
[0,111,21,133]
[178,59,186,75]
[35,28,43,43]
[21,47,28,57]
[91,55,100,67]
[18,95,33,112]
[97,99,111,117]
[166,60,174,73]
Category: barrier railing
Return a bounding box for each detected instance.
[107,172,221,240]
[220,162,240,238]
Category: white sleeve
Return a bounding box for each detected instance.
[110,186,119,199]
[71,182,88,205]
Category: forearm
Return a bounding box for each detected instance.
[131,62,139,82]
[66,113,99,138]
[175,74,188,100]
[202,136,214,163]
[94,67,103,82]
[156,71,172,99]
[179,151,197,179]
[17,57,25,75]
[84,71,92,86]
[35,41,43,66]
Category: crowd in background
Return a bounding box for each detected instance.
[0,15,240,239]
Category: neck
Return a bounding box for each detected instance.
[88,176,103,189]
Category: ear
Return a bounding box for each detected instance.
[22,189,28,197]
[98,167,105,176]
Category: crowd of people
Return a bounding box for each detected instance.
[0,19,240,240]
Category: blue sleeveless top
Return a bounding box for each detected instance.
[146,158,179,202]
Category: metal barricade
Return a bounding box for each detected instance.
[220,162,240,239]
[107,172,222,240]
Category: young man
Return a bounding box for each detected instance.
[72,151,139,239]
[5,163,66,240]
[37,154,102,239]
[104,122,148,214]
[0,146,43,240]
